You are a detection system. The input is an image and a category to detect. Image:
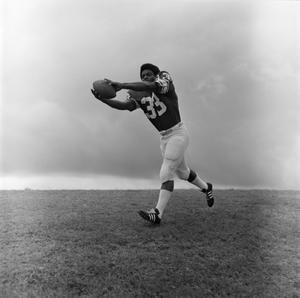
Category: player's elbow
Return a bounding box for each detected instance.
[126,101,137,112]
[127,106,135,112]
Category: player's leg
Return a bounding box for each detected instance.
[176,159,208,189]
[155,158,178,216]
[138,157,177,224]
[138,133,187,224]
[156,133,189,216]
[176,158,215,207]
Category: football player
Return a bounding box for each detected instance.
[91,63,214,224]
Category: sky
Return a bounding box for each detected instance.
[1,0,299,190]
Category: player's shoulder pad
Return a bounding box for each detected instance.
[159,71,173,82]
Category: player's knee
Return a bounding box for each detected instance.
[161,180,174,192]
[160,159,177,183]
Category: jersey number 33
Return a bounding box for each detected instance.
[141,93,167,119]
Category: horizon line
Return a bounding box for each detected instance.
[0,187,299,191]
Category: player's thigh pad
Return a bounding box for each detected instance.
[160,131,189,183]
[160,157,182,183]
[164,135,188,160]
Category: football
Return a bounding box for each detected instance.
[92,80,116,99]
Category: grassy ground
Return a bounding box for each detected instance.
[0,189,299,297]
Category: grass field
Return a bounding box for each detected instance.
[0,189,299,297]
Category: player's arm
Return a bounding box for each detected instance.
[120,81,157,92]
[107,79,156,92]
[91,89,136,111]
[108,72,172,94]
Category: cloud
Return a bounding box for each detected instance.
[1,0,299,189]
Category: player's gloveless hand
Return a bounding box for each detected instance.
[91,89,101,99]
[105,78,122,92]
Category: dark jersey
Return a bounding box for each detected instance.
[127,71,181,132]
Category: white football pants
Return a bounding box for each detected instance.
[159,123,191,183]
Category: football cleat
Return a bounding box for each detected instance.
[202,182,214,207]
[138,208,161,224]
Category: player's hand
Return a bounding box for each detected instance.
[105,78,123,92]
[91,89,102,100]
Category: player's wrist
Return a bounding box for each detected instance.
[120,82,128,90]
